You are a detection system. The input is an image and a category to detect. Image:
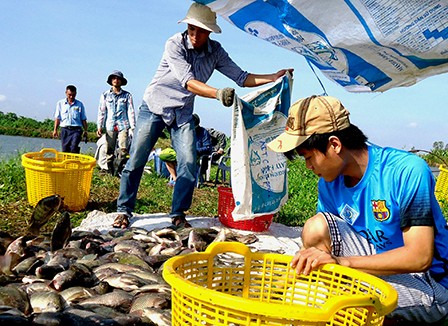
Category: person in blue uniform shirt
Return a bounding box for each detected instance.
[53,85,88,153]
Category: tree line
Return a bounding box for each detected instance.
[0,111,173,143]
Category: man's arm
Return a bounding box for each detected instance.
[53,118,60,138]
[337,225,434,275]
[82,120,88,134]
[186,69,294,98]
[292,225,434,276]
[243,69,293,87]
[185,79,218,99]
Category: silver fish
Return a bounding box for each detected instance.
[21,280,53,296]
[59,286,96,305]
[130,292,171,312]
[79,289,133,313]
[211,228,228,243]
[140,307,172,326]
[104,252,152,270]
[132,233,158,243]
[30,291,64,313]
[187,229,207,252]
[132,283,172,296]
[126,269,167,285]
[50,263,92,291]
[103,273,149,291]
[75,253,102,269]
[93,262,145,275]
[151,228,181,244]
[114,240,148,258]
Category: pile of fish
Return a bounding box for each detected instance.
[0,195,259,325]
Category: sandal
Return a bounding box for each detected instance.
[112,214,130,229]
[170,216,192,230]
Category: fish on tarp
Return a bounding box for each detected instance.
[103,273,149,292]
[113,239,148,259]
[50,263,92,291]
[78,289,133,313]
[12,256,43,276]
[28,195,64,236]
[130,292,171,313]
[1,236,29,275]
[0,286,32,315]
[50,212,72,252]
[187,229,207,252]
[140,307,171,326]
[30,291,64,313]
[59,286,96,305]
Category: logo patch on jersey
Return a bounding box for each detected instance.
[340,204,359,223]
[371,200,390,222]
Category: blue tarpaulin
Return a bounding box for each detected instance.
[195,0,448,92]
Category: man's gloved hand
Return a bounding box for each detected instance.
[216,88,235,107]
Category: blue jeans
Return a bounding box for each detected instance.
[117,102,197,218]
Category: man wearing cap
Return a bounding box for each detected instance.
[113,3,293,229]
[268,95,448,323]
[97,70,135,176]
[53,84,88,153]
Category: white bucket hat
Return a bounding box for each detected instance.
[179,3,222,34]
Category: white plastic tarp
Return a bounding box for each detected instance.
[195,0,448,92]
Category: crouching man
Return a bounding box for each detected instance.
[268,95,448,324]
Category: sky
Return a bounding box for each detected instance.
[1,0,447,151]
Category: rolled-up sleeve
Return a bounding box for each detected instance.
[214,46,249,87]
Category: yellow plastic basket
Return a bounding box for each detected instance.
[163,242,397,326]
[435,165,448,205]
[21,148,96,211]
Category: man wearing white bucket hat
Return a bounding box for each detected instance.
[268,95,448,323]
[113,2,293,229]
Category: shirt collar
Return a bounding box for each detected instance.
[110,88,123,95]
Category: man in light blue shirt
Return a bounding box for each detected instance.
[53,85,88,153]
[113,3,293,229]
[97,70,135,176]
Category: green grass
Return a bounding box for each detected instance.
[275,159,319,226]
[0,152,447,238]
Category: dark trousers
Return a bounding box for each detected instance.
[61,127,82,153]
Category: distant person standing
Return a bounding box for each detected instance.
[96,70,135,176]
[53,85,88,153]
